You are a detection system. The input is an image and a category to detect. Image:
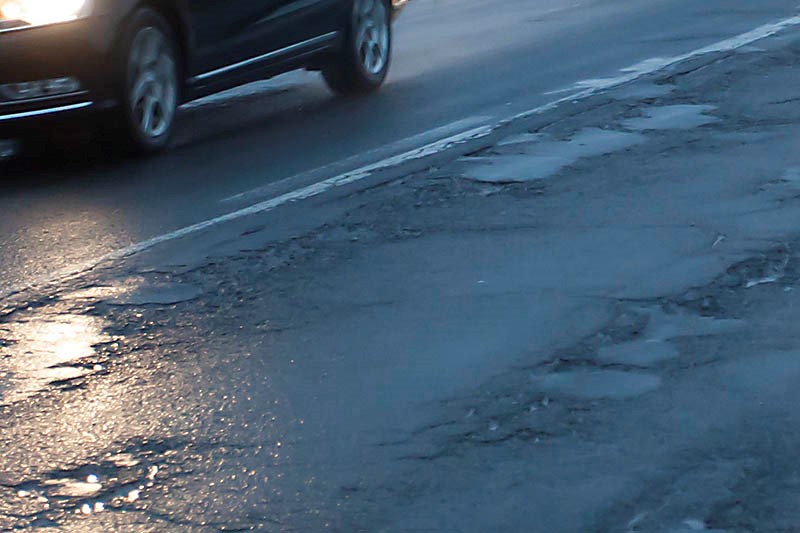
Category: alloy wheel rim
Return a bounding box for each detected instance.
[128,26,177,139]
[353,0,389,75]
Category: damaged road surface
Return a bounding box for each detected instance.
[5,14,800,533]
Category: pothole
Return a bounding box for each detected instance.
[642,306,743,341]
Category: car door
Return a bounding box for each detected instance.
[186,0,338,80]
[256,0,341,51]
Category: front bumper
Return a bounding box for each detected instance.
[0,16,116,129]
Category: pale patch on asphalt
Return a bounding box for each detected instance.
[641,306,744,341]
[598,340,680,367]
[461,128,645,183]
[623,105,719,130]
[598,306,746,367]
[677,518,727,532]
[530,370,662,400]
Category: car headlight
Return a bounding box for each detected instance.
[0,0,92,27]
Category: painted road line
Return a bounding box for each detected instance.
[3,13,800,302]
[221,115,495,204]
[534,15,800,112]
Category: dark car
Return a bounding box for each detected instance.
[0,0,406,154]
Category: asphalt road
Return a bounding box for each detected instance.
[4,4,800,531]
[1,0,798,296]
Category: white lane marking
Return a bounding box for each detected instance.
[222,115,494,204]
[539,15,800,99]
[3,13,800,301]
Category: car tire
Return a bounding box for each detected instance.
[109,8,180,155]
[323,0,392,96]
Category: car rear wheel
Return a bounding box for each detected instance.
[111,9,179,154]
[323,0,392,95]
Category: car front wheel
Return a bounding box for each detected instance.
[323,0,392,95]
[112,8,179,154]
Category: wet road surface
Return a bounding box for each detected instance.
[3,4,800,531]
[2,0,799,297]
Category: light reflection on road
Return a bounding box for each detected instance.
[0,313,109,405]
[0,300,175,525]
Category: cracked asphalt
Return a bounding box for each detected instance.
[3,19,800,533]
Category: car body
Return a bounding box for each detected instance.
[0,0,405,152]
